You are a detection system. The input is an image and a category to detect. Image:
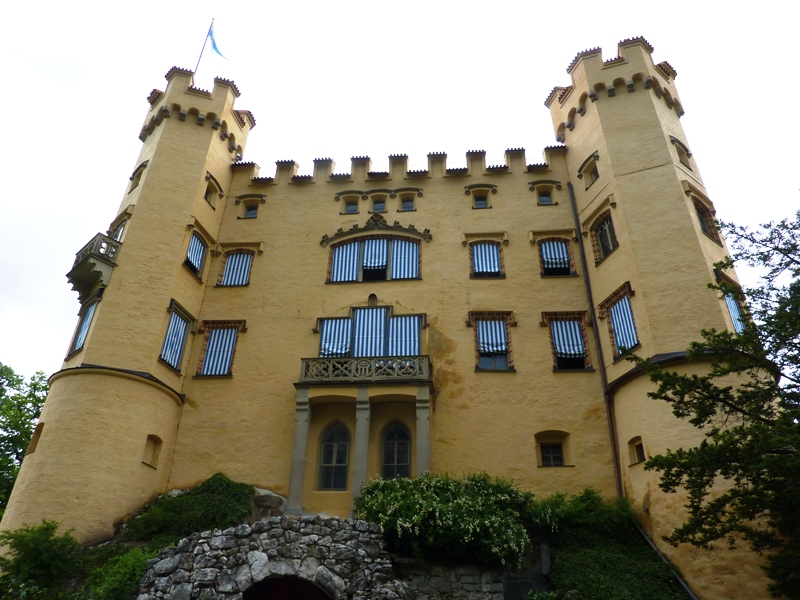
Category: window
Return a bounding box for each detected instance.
[110,220,126,242]
[399,196,415,211]
[670,136,693,169]
[724,292,745,334]
[26,422,44,454]
[540,444,564,467]
[70,300,98,355]
[159,306,190,372]
[539,240,573,276]
[185,233,207,278]
[142,435,162,468]
[473,195,488,209]
[628,437,646,465]
[244,204,258,219]
[319,309,422,357]
[344,199,359,214]
[219,251,253,286]
[329,237,420,282]
[475,319,511,371]
[585,164,599,187]
[128,161,148,194]
[319,423,350,490]
[538,190,552,205]
[529,181,560,205]
[545,315,589,370]
[371,196,386,213]
[204,173,223,209]
[197,321,246,376]
[600,284,639,358]
[470,242,503,278]
[591,213,618,263]
[382,423,411,479]
[694,201,720,243]
[578,152,600,190]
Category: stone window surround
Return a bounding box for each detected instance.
[597,281,640,361]
[539,311,593,371]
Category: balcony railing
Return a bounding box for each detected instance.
[298,355,431,384]
[67,233,122,302]
[72,233,121,268]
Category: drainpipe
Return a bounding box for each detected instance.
[567,182,622,497]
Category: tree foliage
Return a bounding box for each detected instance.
[0,363,48,515]
[629,211,800,598]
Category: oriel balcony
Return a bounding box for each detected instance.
[298,355,431,384]
[67,233,122,302]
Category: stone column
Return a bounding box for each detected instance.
[416,385,431,474]
[351,387,371,506]
[286,387,311,515]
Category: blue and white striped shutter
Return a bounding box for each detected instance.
[540,241,571,269]
[319,319,353,357]
[160,312,189,369]
[476,320,508,353]
[200,328,238,375]
[72,303,97,351]
[363,239,388,269]
[391,240,419,279]
[725,294,745,333]
[221,253,253,286]
[388,316,421,356]
[186,233,206,272]
[353,308,388,357]
[331,242,359,282]
[609,296,639,353]
[550,320,585,357]
[472,243,501,274]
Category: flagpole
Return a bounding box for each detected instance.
[194,19,214,75]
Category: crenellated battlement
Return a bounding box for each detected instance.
[230,146,566,187]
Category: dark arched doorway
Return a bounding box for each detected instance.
[244,576,333,600]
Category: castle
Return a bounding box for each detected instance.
[0,38,767,599]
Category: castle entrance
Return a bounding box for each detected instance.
[244,576,332,600]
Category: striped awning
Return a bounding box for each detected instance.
[550,320,585,357]
[331,242,359,282]
[160,311,188,369]
[200,328,238,375]
[725,293,745,333]
[391,239,419,280]
[472,243,501,274]
[476,320,507,353]
[388,315,421,356]
[72,302,97,352]
[363,239,388,269]
[609,296,639,353]
[540,240,571,269]
[353,308,388,357]
[186,233,206,272]
[221,253,253,286]
[319,319,353,357]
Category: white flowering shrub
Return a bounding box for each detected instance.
[353,472,534,566]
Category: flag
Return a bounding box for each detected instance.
[209,22,227,60]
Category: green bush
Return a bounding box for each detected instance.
[126,472,253,546]
[0,520,85,590]
[354,472,534,566]
[86,547,156,600]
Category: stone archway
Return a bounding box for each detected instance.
[137,516,409,600]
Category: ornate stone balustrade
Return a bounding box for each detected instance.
[298,356,431,384]
[72,233,121,268]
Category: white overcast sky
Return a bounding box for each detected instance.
[0,0,797,380]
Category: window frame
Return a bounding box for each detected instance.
[589,211,619,264]
[693,198,721,244]
[540,311,592,371]
[577,151,600,190]
[195,320,247,377]
[217,249,255,287]
[327,235,422,283]
[468,311,516,372]
[319,422,351,491]
[66,290,103,359]
[537,237,576,277]
[468,240,505,279]
[158,299,195,374]
[598,282,640,360]
[381,422,411,479]
[535,430,572,467]
[317,308,425,358]
[203,172,224,209]
[398,194,416,212]
[184,231,209,281]
[628,436,647,466]
[529,180,561,206]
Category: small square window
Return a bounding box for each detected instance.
[345,201,359,214]
[541,444,564,467]
[538,191,552,205]
[373,200,386,213]
[400,197,415,211]
[244,204,258,219]
[474,195,488,209]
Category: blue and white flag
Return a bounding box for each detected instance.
[209,22,227,59]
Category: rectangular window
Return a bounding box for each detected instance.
[220,253,253,286]
[319,319,353,358]
[538,191,552,205]
[550,320,586,370]
[724,293,745,334]
[159,310,189,371]
[476,319,509,370]
[70,302,98,354]
[540,240,572,276]
[471,242,502,277]
[353,308,388,357]
[634,442,646,464]
[185,233,206,276]
[244,205,258,218]
[199,327,239,376]
[388,316,421,356]
[330,238,420,282]
[541,444,564,467]
[595,215,618,261]
[609,296,639,355]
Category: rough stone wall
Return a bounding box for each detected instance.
[392,559,505,600]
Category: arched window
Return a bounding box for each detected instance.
[382,423,411,479]
[319,424,350,490]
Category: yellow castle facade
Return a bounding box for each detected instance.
[1,38,768,599]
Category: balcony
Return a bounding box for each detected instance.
[298,355,431,384]
[67,233,122,302]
